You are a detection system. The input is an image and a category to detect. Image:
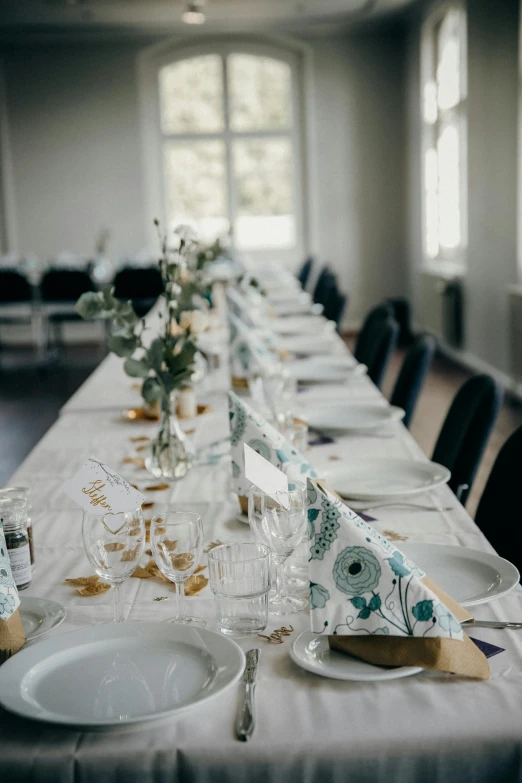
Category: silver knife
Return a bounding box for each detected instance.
[463,620,522,629]
[236,648,260,741]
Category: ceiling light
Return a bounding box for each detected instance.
[182,2,206,24]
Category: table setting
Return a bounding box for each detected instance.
[1,235,522,783]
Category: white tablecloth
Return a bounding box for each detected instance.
[2,320,522,783]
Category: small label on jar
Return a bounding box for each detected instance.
[8,543,32,587]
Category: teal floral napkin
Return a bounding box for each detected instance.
[229,312,278,379]
[307,481,464,641]
[228,391,318,499]
[0,522,20,622]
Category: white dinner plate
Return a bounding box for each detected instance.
[290,633,423,681]
[317,458,450,501]
[19,596,66,641]
[279,334,339,357]
[270,316,328,336]
[288,359,367,384]
[304,404,405,432]
[272,301,316,317]
[400,544,520,607]
[0,621,245,730]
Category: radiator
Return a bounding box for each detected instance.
[418,272,464,347]
[508,285,522,383]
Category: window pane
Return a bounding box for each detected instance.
[436,10,461,111]
[228,54,292,132]
[232,138,295,250]
[159,55,224,134]
[163,140,228,241]
[437,122,460,250]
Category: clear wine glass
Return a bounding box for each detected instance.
[82,507,145,623]
[248,482,307,615]
[151,511,206,626]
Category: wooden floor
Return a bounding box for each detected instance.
[1,340,522,518]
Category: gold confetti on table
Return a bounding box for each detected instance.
[383,530,409,542]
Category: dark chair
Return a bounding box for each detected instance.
[432,374,503,506]
[475,425,522,574]
[390,334,437,428]
[40,269,96,352]
[297,257,313,290]
[354,302,393,365]
[387,297,414,347]
[312,267,336,306]
[0,270,33,303]
[321,278,347,331]
[113,267,164,318]
[0,270,35,356]
[365,316,399,389]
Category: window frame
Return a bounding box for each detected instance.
[420,1,468,273]
[139,39,306,265]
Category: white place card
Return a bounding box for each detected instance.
[63,457,145,516]
[244,443,289,508]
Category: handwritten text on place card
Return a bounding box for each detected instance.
[63,457,145,516]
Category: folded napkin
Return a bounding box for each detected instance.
[228,391,318,513]
[0,523,26,663]
[307,480,489,679]
[229,312,279,380]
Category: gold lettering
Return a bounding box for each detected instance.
[81,480,112,510]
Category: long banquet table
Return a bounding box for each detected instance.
[2,307,522,783]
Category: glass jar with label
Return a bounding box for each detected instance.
[0,495,32,590]
[0,487,33,566]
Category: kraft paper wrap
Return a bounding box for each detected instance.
[231,376,249,390]
[329,577,490,680]
[0,609,26,665]
[238,495,249,514]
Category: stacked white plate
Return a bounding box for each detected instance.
[316,458,451,501]
[304,403,405,433]
[270,315,329,336]
[288,358,366,383]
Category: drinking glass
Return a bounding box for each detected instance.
[82,507,145,623]
[248,482,307,615]
[208,542,271,636]
[151,511,205,626]
[279,417,309,453]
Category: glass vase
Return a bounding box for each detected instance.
[146,394,195,481]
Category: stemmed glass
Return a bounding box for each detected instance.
[82,507,145,623]
[248,482,307,615]
[151,511,206,626]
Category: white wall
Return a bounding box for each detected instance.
[406,0,519,380]
[0,26,408,330]
[2,42,148,260]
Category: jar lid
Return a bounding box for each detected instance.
[0,495,27,528]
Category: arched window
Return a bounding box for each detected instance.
[149,42,304,262]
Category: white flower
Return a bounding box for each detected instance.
[174,224,198,243]
[180,310,207,335]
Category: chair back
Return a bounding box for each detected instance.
[475,425,522,573]
[365,316,399,389]
[40,269,95,302]
[113,267,164,300]
[0,270,32,303]
[354,302,394,364]
[297,257,313,289]
[321,279,347,330]
[312,267,335,305]
[432,374,503,505]
[390,334,437,428]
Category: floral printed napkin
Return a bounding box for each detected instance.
[307,480,489,678]
[228,391,318,507]
[0,523,26,663]
[229,312,278,379]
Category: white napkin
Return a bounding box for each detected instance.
[228,391,318,499]
[229,312,279,378]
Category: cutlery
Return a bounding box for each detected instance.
[236,648,260,742]
[347,501,454,513]
[463,619,522,629]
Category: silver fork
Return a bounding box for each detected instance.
[348,501,454,513]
